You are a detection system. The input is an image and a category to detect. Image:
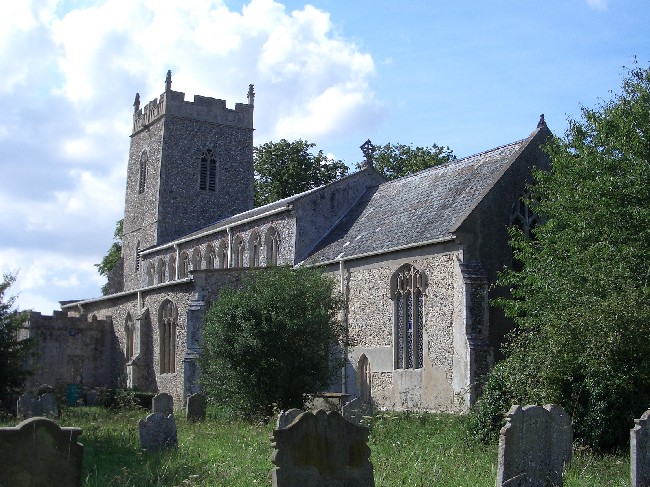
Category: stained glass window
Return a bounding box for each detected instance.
[392,265,425,369]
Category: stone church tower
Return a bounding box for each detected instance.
[121,71,255,291]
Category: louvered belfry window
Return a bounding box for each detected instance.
[393,265,425,369]
[199,149,217,191]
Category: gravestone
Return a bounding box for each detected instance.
[631,409,650,486]
[276,408,303,430]
[496,404,572,487]
[17,392,58,418]
[17,392,39,418]
[39,392,58,417]
[139,412,178,451]
[185,393,206,422]
[152,392,174,415]
[271,409,374,487]
[342,398,373,425]
[0,417,83,487]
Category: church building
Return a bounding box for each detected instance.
[23,72,550,412]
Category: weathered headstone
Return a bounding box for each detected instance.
[0,417,83,487]
[185,393,206,422]
[138,413,178,451]
[276,408,303,430]
[152,392,174,415]
[39,392,58,417]
[631,409,650,486]
[342,398,373,425]
[271,409,375,487]
[496,404,572,487]
[17,392,39,418]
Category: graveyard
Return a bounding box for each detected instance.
[0,397,632,486]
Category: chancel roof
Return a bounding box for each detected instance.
[303,134,536,265]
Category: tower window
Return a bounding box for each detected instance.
[138,152,148,194]
[199,149,217,192]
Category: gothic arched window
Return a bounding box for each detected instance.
[159,300,177,374]
[138,152,148,194]
[199,149,217,192]
[179,251,190,278]
[233,236,245,267]
[206,244,216,269]
[217,239,228,269]
[125,313,135,362]
[265,227,279,266]
[145,262,155,287]
[156,258,166,284]
[249,231,261,267]
[357,354,371,403]
[511,188,539,238]
[168,254,177,281]
[191,247,202,271]
[391,264,426,369]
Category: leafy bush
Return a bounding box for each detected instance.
[469,64,650,451]
[199,266,345,418]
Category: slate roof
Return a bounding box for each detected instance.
[303,135,533,265]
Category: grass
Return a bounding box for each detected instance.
[1,406,630,486]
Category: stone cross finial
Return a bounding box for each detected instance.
[165,70,172,91]
[360,139,375,168]
[247,84,255,106]
[537,113,546,128]
[133,93,140,114]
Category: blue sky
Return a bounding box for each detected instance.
[1,0,648,312]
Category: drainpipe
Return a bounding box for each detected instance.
[137,290,142,314]
[340,259,348,394]
[174,244,180,280]
[227,227,233,268]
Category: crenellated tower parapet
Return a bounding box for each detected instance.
[132,71,254,135]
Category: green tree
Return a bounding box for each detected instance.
[0,273,34,408]
[96,219,123,295]
[254,139,348,206]
[468,65,650,451]
[358,142,455,180]
[199,266,345,417]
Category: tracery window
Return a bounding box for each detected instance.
[138,152,148,194]
[199,149,217,192]
[511,188,538,238]
[179,252,190,278]
[265,227,279,266]
[125,313,135,362]
[159,300,177,374]
[233,236,245,267]
[249,231,261,267]
[391,264,426,369]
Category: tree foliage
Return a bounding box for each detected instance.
[468,65,650,451]
[359,142,455,180]
[0,273,34,408]
[254,139,348,206]
[199,266,345,417]
[96,219,123,295]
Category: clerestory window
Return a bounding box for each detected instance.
[199,149,217,192]
[391,264,426,369]
[265,227,279,266]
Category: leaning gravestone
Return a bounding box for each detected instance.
[0,417,83,487]
[39,392,58,418]
[631,409,650,487]
[17,392,39,418]
[342,397,373,425]
[496,404,572,487]
[152,392,174,415]
[271,409,375,487]
[276,408,303,430]
[185,393,206,422]
[138,413,178,451]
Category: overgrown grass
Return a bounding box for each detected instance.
[1,407,630,486]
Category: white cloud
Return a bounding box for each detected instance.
[0,0,380,312]
[586,0,607,10]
